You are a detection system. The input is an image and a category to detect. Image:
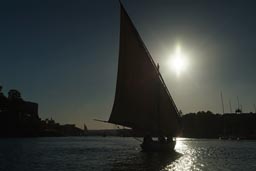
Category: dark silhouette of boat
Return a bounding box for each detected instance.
[140,137,176,152]
[105,1,181,152]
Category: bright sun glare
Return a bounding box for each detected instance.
[169,45,188,77]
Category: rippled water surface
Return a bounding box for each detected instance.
[0,137,256,171]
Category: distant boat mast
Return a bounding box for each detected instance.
[229,99,233,113]
[235,96,243,114]
[220,91,225,114]
[237,96,241,111]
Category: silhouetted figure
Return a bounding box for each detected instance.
[157,63,160,72]
[143,135,153,144]
[167,136,173,143]
[158,136,166,143]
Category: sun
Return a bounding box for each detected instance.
[169,45,188,77]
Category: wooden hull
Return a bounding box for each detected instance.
[140,140,176,152]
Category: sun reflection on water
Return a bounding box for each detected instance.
[163,138,203,171]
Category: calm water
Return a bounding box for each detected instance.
[0,137,256,171]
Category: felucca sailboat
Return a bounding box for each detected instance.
[108,1,181,152]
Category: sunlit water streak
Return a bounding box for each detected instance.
[166,138,256,171]
[0,137,256,171]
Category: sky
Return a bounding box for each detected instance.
[1,0,256,129]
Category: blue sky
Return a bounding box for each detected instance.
[1,0,256,129]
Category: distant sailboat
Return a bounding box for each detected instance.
[108,1,181,152]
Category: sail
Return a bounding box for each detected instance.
[109,3,180,136]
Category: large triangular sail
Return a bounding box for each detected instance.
[109,2,180,136]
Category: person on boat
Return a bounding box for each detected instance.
[167,136,173,143]
[158,136,166,143]
[143,135,153,144]
[157,63,160,72]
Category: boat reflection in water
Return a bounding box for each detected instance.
[111,148,182,171]
[110,138,199,171]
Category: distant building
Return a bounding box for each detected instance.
[0,85,84,137]
[0,87,40,137]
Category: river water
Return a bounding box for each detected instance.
[0,137,255,171]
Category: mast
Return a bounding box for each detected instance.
[220,91,224,114]
[237,96,240,111]
[229,99,233,113]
